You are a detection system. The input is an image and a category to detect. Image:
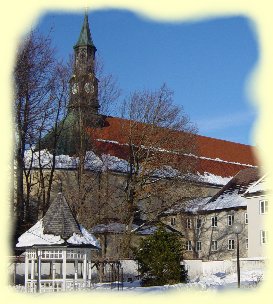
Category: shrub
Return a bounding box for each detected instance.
[135,225,187,286]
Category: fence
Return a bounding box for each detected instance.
[11,257,264,287]
[182,257,266,279]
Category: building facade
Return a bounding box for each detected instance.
[244,175,269,258]
[160,168,263,261]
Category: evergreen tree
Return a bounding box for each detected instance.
[135,225,187,286]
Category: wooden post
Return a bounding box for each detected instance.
[83,249,87,288]
[121,267,123,291]
[88,250,93,288]
[52,261,56,291]
[31,259,35,280]
[62,249,67,291]
[117,263,120,291]
[75,260,78,280]
[37,249,41,293]
[52,262,56,280]
[88,262,92,285]
[24,251,29,291]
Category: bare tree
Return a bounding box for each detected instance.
[36,62,71,216]
[95,54,121,116]
[13,29,72,237]
[117,84,198,256]
[14,30,56,231]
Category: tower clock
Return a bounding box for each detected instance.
[69,13,101,123]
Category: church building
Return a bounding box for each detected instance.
[27,13,260,260]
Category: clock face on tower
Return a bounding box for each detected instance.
[84,82,94,94]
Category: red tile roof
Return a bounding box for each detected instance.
[88,116,258,178]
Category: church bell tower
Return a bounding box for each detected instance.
[69,13,101,123]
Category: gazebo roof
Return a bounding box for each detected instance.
[43,192,81,239]
[16,192,100,249]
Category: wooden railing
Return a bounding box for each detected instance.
[26,279,92,293]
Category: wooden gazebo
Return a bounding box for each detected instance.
[16,192,100,293]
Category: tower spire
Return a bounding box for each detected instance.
[69,11,101,123]
[74,11,96,49]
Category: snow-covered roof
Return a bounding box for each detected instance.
[204,168,260,211]
[134,223,180,235]
[91,222,138,234]
[16,193,100,249]
[24,149,128,172]
[91,221,181,236]
[162,193,246,215]
[244,175,267,195]
[16,220,100,248]
[202,192,246,211]
[162,168,260,214]
[24,149,230,186]
[161,197,212,215]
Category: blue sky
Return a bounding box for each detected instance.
[36,9,259,145]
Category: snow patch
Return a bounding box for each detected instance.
[16,220,64,247]
[67,225,101,248]
[245,175,267,195]
[198,172,232,186]
[202,192,247,211]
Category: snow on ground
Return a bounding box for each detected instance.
[13,268,264,293]
[91,269,264,293]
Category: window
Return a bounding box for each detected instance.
[246,238,248,249]
[260,200,268,214]
[261,230,268,244]
[211,240,218,251]
[245,213,248,224]
[196,241,202,251]
[196,218,202,229]
[211,216,218,227]
[170,217,176,226]
[186,240,192,251]
[227,215,234,226]
[228,239,235,250]
[186,218,192,229]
